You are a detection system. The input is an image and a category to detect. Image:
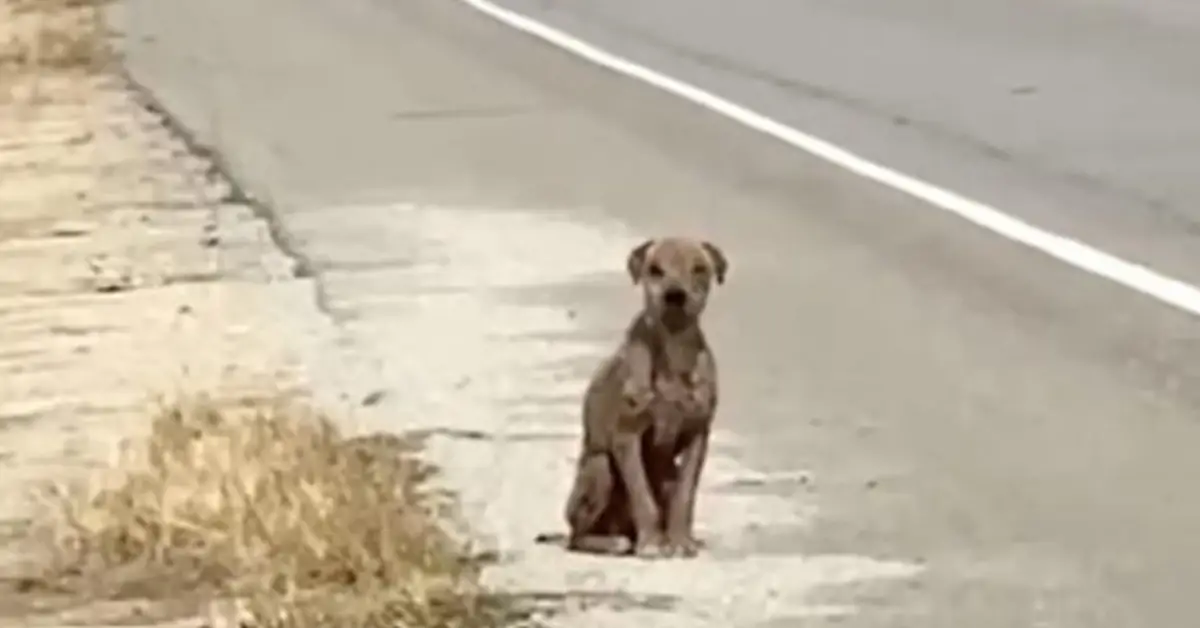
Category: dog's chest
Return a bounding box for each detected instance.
[655,341,698,376]
[648,375,706,452]
[645,336,713,450]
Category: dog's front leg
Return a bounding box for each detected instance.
[682,350,718,419]
[664,428,710,558]
[612,424,665,558]
[620,342,655,414]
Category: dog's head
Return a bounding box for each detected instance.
[626,237,728,330]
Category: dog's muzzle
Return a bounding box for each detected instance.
[663,287,688,308]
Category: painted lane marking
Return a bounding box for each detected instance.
[456,0,1200,319]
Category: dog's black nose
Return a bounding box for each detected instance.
[664,287,688,307]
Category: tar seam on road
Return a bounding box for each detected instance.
[114,65,345,317]
[455,0,1200,320]
[115,66,316,282]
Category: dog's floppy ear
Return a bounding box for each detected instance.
[626,239,655,284]
[701,241,728,285]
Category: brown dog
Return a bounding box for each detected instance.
[535,237,727,558]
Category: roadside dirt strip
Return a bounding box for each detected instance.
[0,19,341,626]
[0,70,305,557]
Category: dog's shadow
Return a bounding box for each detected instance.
[475,535,708,623]
[529,532,711,554]
[489,588,680,626]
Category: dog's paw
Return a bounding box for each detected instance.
[662,532,703,559]
[610,537,634,555]
[621,381,655,415]
[632,532,668,560]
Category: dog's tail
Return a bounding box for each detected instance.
[533,531,568,545]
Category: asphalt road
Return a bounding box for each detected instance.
[112,0,1200,625]
[490,0,1200,288]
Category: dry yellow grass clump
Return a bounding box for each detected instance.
[0,0,113,75]
[29,395,516,627]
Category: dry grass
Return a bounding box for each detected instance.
[0,0,114,76]
[16,394,520,627]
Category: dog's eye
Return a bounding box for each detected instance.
[692,264,709,276]
[647,263,665,278]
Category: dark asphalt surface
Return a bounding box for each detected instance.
[112,0,1200,624]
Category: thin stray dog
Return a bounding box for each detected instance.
[535,237,728,558]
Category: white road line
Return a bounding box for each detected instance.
[457,0,1200,319]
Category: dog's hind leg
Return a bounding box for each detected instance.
[568,534,633,555]
[563,452,634,555]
